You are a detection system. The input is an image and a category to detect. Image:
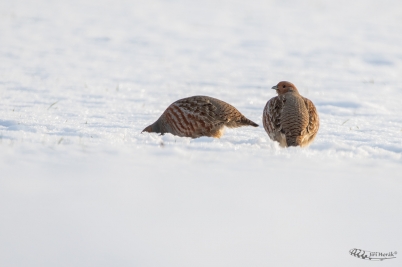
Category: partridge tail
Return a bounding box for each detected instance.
[241,117,259,127]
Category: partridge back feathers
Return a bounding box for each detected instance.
[143,96,258,138]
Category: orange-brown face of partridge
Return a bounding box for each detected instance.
[271,81,299,95]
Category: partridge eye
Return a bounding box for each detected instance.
[282,85,286,88]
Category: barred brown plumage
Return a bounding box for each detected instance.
[263,81,319,147]
[142,96,259,138]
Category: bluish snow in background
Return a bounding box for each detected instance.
[0,0,401,266]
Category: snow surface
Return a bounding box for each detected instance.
[0,0,401,266]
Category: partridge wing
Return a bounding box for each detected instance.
[263,95,285,140]
[303,97,319,138]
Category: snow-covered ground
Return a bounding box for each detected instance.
[1,0,401,266]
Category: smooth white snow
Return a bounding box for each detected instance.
[0,0,401,266]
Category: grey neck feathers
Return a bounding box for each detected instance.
[287,88,300,95]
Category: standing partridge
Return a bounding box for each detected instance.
[142,95,258,138]
[263,81,319,147]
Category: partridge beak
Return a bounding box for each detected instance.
[271,85,278,90]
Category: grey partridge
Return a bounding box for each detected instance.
[142,95,258,138]
[263,81,319,147]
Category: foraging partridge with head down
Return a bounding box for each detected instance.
[263,81,319,147]
[142,95,258,138]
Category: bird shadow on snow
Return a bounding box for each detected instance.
[363,54,394,66]
[373,143,402,154]
[0,120,17,128]
[0,120,36,133]
[146,132,275,151]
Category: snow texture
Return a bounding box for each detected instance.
[0,0,401,266]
